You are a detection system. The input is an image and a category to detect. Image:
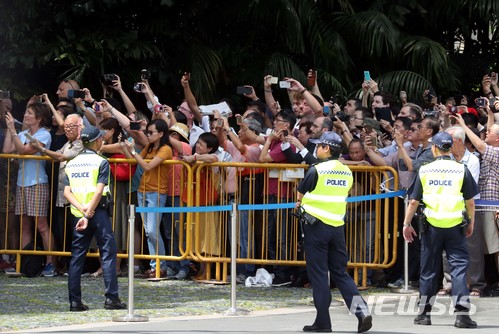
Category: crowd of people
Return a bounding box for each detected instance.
[1,69,499,300]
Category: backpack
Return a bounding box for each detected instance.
[20,241,44,277]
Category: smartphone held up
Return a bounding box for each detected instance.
[236,86,252,95]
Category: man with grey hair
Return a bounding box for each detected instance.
[442,126,483,296]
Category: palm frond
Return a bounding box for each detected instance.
[402,36,459,90]
[188,44,223,103]
[375,70,433,105]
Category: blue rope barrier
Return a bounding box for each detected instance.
[135,190,406,213]
[135,205,233,213]
[475,200,499,207]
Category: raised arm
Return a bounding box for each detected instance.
[41,94,64,128]
[454,113,486,155]
[111,74,139,115]
[181,73,203,124]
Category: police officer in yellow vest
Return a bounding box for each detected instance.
[297,132,372,333]
[63,125,126,312]
[403,132,478,328]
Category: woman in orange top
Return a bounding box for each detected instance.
[123,119,173,278]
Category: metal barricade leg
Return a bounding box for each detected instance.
[391,196,417,294]
[113,204,148,322]
[226,203,249,316]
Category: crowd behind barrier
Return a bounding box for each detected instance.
[1,69,499,300]
[0,153,400,287]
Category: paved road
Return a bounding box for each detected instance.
[19,294,499,334]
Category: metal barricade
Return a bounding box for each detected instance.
[1,153,400,288]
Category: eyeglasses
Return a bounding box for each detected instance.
[273,118,288,123]
[64,124,79,130]
[146,130,159,136]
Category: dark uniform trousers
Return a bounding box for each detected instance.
[68,207,119,303]
[304,220,369,328]
[419,224,470,312]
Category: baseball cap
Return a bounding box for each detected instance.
[429,132,453,151]
[168,123,190,143]
[80,125,105,143]
[310,131,343,149]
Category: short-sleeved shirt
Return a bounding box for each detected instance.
[62,150,109,188]
[409,157,479,202]
[478,145,499,201]
[17,128,52,187]
[399,143,434,172]
[383,144,419,189]
[55,139,84,206]
[168,142,192,196]
[139,144,173,194]
[267,139,295,197]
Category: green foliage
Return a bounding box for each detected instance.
[0,0,497,105]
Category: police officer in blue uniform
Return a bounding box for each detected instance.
[63,125,126,311]
[403,132,478,328]
[297,132,372,333]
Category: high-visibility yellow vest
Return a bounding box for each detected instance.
[419,159,465,228]
[301,159,353,227]
[65,151,109,218]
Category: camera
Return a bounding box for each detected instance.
[68,90,86,99]
[279,81,291,89]
[475,97,487,107]
[0,90,10,99]
[103,73,118,86]
[154,104,165,114]
[448,106,458,115]
[140,69,151,81]
[133,82,144,93]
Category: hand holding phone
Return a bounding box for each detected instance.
[307,69,317,87]
[68,90,86,99]
[279,81,291,89]
[236,86,252,95]
[267,76,278,84]
[364,71,371,82]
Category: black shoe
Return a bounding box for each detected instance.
[455,315,477,328]
[302,324,332,332]
[70,301,89,312]
[414,314,431,325]
[104,298,126,310]
[357,314,372,333]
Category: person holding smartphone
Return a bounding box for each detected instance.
[2,102,57,277]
